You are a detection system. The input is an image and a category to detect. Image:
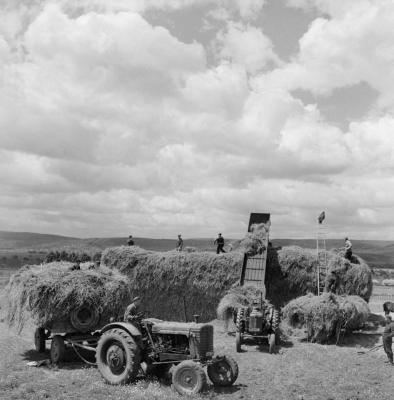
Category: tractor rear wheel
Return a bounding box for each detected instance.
[50,335,65,363]
[96,328,141,385]
[172,360,207,395]
[34,327,46,353]
[207,355,239,387]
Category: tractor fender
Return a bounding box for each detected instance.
[99,322,142,338]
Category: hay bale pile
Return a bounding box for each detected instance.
[265,246,373,306]
[282,293,370,343]
[101,246,243,322]
[6,262,131,333]
[325,252,373,301]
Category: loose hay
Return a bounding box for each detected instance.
[6,262,131,333]
[101,246,243,322]
[266,246,373,305]
[282,293,370,343]
[217,285,269,322]
[100,244,373,322]
[325,252,373,301]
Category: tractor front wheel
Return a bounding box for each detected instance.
[96,328,141,385]
[207,355,239,387]
[172,360,207,395]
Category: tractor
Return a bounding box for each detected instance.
[96,312,239,395]
[234,212,281,353]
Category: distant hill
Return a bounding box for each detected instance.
[0,231,393,268]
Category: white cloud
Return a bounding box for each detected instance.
[214,23,281,74]
[1,0,394,239]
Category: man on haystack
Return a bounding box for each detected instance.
[344,237,352,260]
[383,315,394,365]
[176,234,184,251]
[214,233,226,254]
[127,235,134,246]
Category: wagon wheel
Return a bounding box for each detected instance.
[34,327,46,353]
[51,335,66,363]
[96,328,141,385]
[172,360,207,395]
[70,305,100,333]
[207,355,239,387]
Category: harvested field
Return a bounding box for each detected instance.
[6,262,131,332]
[1,285,394,400]
[282,293,370,343]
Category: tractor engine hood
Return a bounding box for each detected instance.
[151,321,213,335]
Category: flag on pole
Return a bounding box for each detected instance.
[318,211,325,224]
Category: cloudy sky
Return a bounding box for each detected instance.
[1,0,394,240]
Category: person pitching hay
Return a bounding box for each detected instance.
[344,237,352,260]
[383,315,394,365]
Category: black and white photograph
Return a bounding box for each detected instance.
[1,1,394,399]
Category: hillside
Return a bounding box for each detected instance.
[0,231,393,268]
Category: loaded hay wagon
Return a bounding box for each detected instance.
[234,213,280,353]
[6,262,131,364]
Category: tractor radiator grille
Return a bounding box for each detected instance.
[190,324,214,359]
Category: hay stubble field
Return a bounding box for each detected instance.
[1,287,394,400]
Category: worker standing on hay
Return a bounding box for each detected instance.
[214,233,226,254]
[344,237,352,260]
[176,234,184,251]
[383,315,394,365]
[127,235,134,246]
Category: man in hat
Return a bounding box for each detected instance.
[383,315,394,365]
[344,237,352,260]
[124,297,141,322]
[214,233,226,254]
[127,235,134,246]
[176,234,184,252]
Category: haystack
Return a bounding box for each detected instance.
[6,262,131,333]
[101,246,243,322]
[266,246,373,305]
[282,293,370,343]
[325,252,373,301]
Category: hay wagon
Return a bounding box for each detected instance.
[34,304,104,363]
[234,213,280,353]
